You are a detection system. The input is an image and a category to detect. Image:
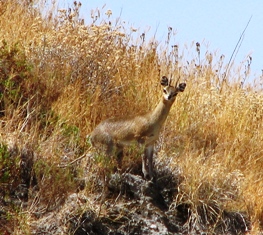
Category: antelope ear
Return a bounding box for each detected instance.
[160,76,169,86]
[177,83,186,92]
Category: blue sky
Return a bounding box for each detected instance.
[61,1,263,80]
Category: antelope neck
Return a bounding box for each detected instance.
[149,97,174,126]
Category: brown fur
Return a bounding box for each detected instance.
[90,76,186,179]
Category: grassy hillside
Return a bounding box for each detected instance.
[1,0,263,234]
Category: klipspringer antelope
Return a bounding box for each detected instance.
[90,76,186,179]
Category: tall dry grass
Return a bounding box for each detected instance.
[1,0,263,233]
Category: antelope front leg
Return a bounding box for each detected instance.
[142,145,154,179]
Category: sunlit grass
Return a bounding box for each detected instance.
[1,0,263,233]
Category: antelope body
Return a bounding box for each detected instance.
[90,76,186,179]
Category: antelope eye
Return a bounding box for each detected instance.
[163,89,167,94]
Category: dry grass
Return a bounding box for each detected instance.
[1,0,263,234]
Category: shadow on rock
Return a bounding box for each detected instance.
[31,163,251,235]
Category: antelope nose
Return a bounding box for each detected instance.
[168,95,172,100]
